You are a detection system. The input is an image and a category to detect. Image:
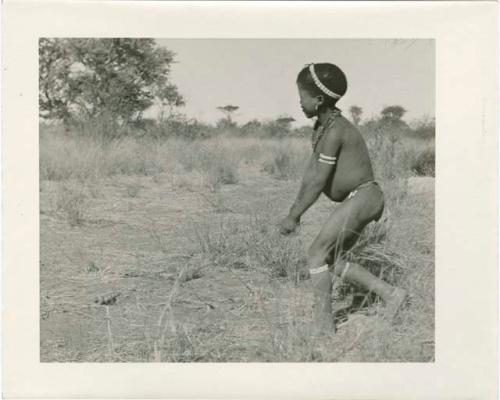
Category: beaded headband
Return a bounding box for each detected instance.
[309,64,342,100]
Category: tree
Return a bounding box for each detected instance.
[349,105,363,126]
[216,105,239,124]
[275,116,295,129]
[381,105,407,121]
[39,38,184,127]
[39,39,74,124]
[374,105,410,137]
[411,115,435,138]
[241,119,262,136]
[157,83,185,122]
[157,84,184,109]
[274,116,295,135]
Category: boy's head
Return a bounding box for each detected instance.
[297,63,347,117]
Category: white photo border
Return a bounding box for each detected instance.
[3,1,497,399]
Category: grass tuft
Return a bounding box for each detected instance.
[55,182,89,227]
[261,143,308,180]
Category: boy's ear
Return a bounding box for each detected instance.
[316,95,325,106]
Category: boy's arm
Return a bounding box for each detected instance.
[287,129,342,222]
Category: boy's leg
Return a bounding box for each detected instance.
[308,258,335,333]
[307,201,362,333]
[308,184,406,332]
[332,260,393,300]
[331,259,408,320]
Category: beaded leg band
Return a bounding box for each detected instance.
[309,264,330,275]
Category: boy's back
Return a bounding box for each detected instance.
[314,115,375,202]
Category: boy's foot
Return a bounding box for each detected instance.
[383,288,409,322]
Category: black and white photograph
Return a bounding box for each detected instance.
[39,38,435,362]
[3,1,498,398]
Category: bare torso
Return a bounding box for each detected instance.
[314,116,375,202]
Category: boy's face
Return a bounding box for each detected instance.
[297,84,320,118]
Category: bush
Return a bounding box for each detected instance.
[361,117,435,180]
[247,227,306,282]
[260,121,290,138]
[206,155,239,191]
[262,149,296,180]
[410,116,435,139]
[174,139,240,191]
[55,182,89,226]
[411,146,435,176]
[215,118,238,134]
[261,143,309,180]
[291,125,314,138]
[364,131,407,181]
[240,119,300,139]
[156,116,215,140]
[40,124,170,181]
[240,120,263,137]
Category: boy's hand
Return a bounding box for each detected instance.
[279,215,300,235]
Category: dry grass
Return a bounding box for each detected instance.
[183,176,433,362]
[261,143,309,180]
[54,181,90,227]
[40,125,434,362]
[366,130,435,180]
[40,127,319,187]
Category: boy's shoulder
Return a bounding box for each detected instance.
[315,120,345,152]
[319,116,364,152]
[323,114,350,140]
[315,112,360,151]
[330,115,361,137]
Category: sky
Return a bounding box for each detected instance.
[154,39,434,126]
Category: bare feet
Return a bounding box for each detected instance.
[383,287,408,322]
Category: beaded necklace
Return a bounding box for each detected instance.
[311,108,341,150]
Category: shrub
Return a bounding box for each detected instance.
[173,140,239,191]
[410,116,435,139]
[156,115,215,140]
[55,182,89,226]
[291,125,314,138]
[40,125,171,181]
[261,143,308,180]
[187,217,244,262]
[240,120,263,137]
[360,115,435,179]
[411,146,435,176]
[262,150,295,180]
[206,155,239,191]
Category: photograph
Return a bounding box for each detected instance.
[39,38,435,362]
[3,1,497,398]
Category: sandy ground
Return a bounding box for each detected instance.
[40,173,435,362]
[408,176,434,197]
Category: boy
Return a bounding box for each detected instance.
[279,63,407,333]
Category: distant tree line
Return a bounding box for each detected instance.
[39,39,433,140]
